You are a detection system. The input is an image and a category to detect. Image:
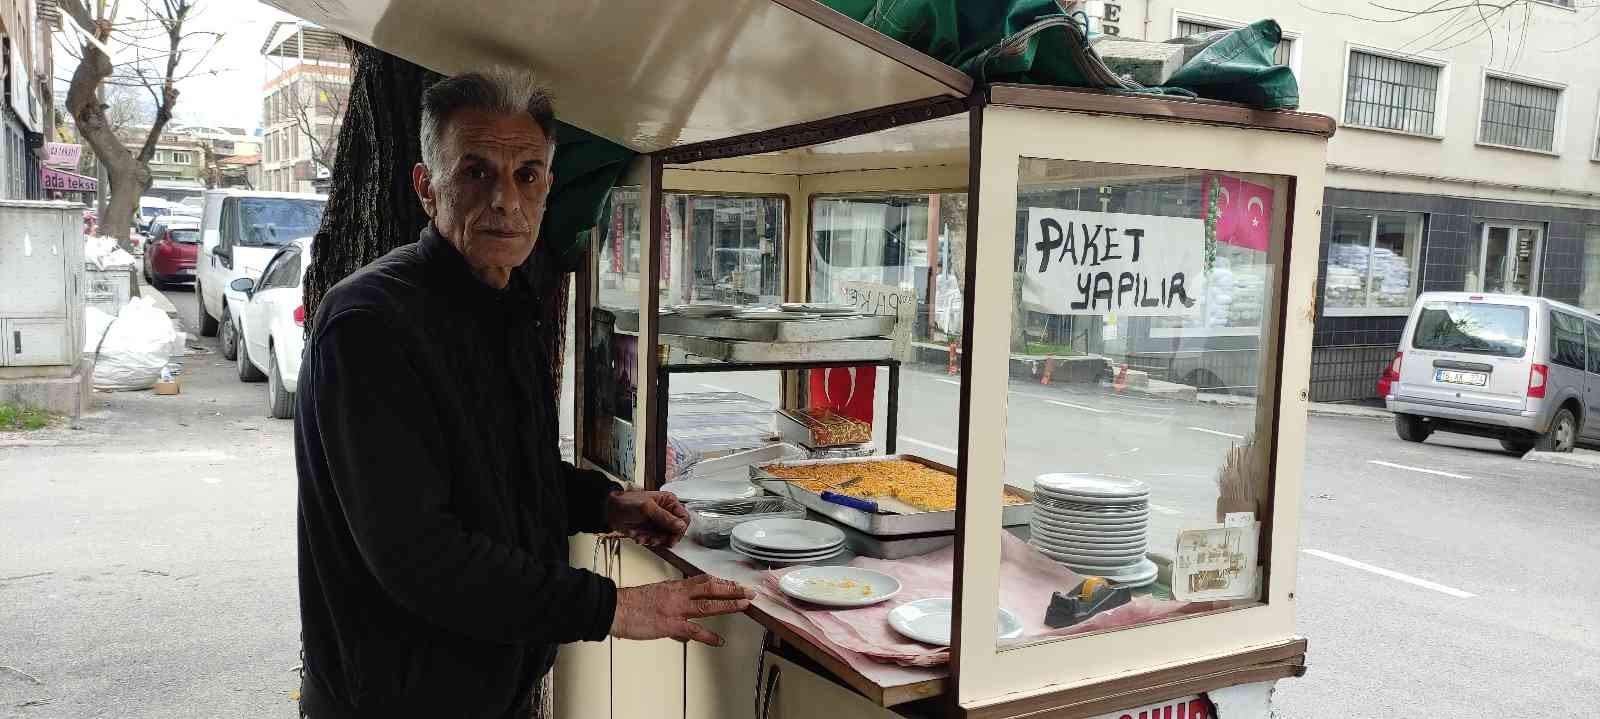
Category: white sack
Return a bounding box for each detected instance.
[91,297,177,391]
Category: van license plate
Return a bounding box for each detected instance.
[1435,369,1488,386]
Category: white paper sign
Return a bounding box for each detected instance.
[835,281,914,360]
[1022,208,1205,316]
[1173,523,1260,602]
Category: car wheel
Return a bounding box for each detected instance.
[196,284,219,337]
[1498,438,1536,456]
[219,305,239,361]
[1534,407,1578,453]
[268,347,295,420]
[1394,413,1431,443]
[236,331,266,383]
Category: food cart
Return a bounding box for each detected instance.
[268,2,1334,716]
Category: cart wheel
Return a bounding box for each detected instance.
[1394,413,1430,443]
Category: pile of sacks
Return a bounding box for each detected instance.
[84,297,179,391]
[84,235,138,271]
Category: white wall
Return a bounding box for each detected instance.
[1117,0,1600,207]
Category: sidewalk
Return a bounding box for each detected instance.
[1196,391,1391,420]
[1523,448,1600,471]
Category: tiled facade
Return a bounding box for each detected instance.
[1311,188,1600,401]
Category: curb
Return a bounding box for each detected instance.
[1523,450,1600,470]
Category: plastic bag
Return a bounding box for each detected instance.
[90,297,177,391]
[84,235,136,270]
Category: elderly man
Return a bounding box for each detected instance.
[295,67,754,718]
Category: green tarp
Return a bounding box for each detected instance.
[544,122,636,273]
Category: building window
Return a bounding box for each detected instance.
[1174,16,1295,68]
[1343,47,1446,136]
[1466,221,1542,296]
[1478,73,1563,153]
[1579,225,1600,312]
[1325,209,1425,315]
[171,151,192,165]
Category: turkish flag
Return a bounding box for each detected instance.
[807,366,877,425]
[1202,175,1274,252]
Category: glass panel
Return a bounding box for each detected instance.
[585,187,643,479]
[1548,311,1587,370]
[1000,159,1287,650]
[664,195,785,307]
[1325,210,1373,310]
[1586,321,1600,374]
[1483,226,1511,293]
[1582,226,1600,313]
[1369,213,1422,310]
[1510,227,1540,296]
[1412,301,1529,357]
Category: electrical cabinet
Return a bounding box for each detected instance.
[0,200,84,371]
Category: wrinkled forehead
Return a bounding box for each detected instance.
[443,108,553,164]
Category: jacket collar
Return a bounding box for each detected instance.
[416,223,533,304]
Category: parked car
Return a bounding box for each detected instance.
[1382,292,1599,453]
[196,189,326,364]
[136,196,172,233]
[228,239,310,419]
[141,218,200,288]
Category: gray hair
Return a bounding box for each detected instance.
[419,66,558,174]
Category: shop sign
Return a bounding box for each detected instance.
[45,143,82,167]
[41,167,98,192]
[1023,208,1203,316]
[610,202,624,273]
[1089,695,1211,719]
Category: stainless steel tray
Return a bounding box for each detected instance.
[665,335,893,363]
[750,454,1034,536]
[614,310,895,342]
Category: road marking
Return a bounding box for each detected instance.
[1301,549,1476,598]
[898,436,957,455]
[936,378,961,387]
[1148,503,1182,516]
[696,383,735,393]
[1044,399,1108,414]
[1368,460,1469,480]
[1187,426,1245,440]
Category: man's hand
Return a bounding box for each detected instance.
[605,490,690,547]
[610,575,755,646]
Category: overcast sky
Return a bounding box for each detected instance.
[54,1,299,132]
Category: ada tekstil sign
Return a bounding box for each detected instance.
[1023,208,1204,317]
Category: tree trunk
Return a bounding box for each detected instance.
[65,41,151,243]
[304,41,571,404]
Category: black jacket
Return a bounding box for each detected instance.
[295,226,620,718]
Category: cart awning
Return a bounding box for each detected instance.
[264,0,972,154]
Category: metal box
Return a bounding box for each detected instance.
[0,201,86,370]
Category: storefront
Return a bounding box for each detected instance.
[1309,188,1600,401]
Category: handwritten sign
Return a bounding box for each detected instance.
[835,280,913,360]
[45,143,82,167]
[1022,208,1203,317]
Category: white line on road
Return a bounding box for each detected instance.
[1187,426,1245,440]
[1368,460,1470,480]
[936,378,961,387]
[1148,503,1182,516]
[1044,399,1108,414]
[898,436,957,455]
[697,383,736,393]
[1302,549,1476,599]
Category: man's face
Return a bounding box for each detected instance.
[413,107,555,287]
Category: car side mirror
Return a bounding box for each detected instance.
[230,277,255,295]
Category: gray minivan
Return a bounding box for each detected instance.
[1383,292,1600,453]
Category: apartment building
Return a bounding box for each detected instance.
[258,21,348,194]
[1,0,53,200]
[1081,0,1600,400]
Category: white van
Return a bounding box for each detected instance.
[195,190,326,362]
[1382,292,1599,453]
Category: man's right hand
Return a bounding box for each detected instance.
[610,575,756,647]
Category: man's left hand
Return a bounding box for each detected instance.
[605,490,690,547]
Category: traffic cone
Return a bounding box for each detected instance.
[947,341,959,376]
[1041,356,1055,385]
[1113,363,1129,393]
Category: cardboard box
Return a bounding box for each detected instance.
[153,379,181,395]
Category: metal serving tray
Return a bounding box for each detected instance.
[613,310,895,342]
[750,454,1034,537]
[664,335,893,363]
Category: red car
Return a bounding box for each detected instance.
[142,219,200,288]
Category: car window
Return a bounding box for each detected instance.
[1587,321,1600,374]
[219,200,236,252]
[1550,311,1586,370]
[169,228,199,244]
[237,198,325,248]
[1411,301,1529,358]
[261,250,303,291]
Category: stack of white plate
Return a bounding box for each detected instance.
[730,518,846,565]
[780,302,859,317]
[733,308,820,321]
[671,303,738,318]
[1029,474,1158,587]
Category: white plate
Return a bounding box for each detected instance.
[887,598,1024,647]
[734,310,821,321]
[733,518,847,553]
[1030,488,1149,508]
[1031,512,1149,529]
[780,302,857,314]
[1034,474,1150,500]
[1034,504,1150,521]
[1030,525,1147,550]
[730,535,843,557]
[734,544,847,565]
[779,567,901,607]
[663,478,762,503]
[1029,540,1146,562]
[1067,558,1160,587]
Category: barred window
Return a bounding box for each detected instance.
[1480,76,1561,152]
[1344,51,1441,135]
[1176,19,1293,66]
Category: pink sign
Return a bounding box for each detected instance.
[42,167,98,192]
[45,143,82,167]
[1202,174,1273,252]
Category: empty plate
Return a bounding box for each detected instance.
[733,544,846,566]
[1068,558,1160,587]
[1030,527,1147,551]
[730,536,842,558]
[1034,474,1150,499]
[1030,513,1148,529]
[1034,505,1150,522]
[662,478,762,503]
[887,597,1024,647]
[1029,541,1146,563]
[733,518,846,553]
[779,567,901,607]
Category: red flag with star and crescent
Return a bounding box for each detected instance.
[1202,174,1274,252]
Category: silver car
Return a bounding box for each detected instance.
[1383,292,1599,453]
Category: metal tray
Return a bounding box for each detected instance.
[665,335,893,363]
[614,310,895,342]
[750,454,1034,536]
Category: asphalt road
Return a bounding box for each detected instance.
[1,284,1595,717]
